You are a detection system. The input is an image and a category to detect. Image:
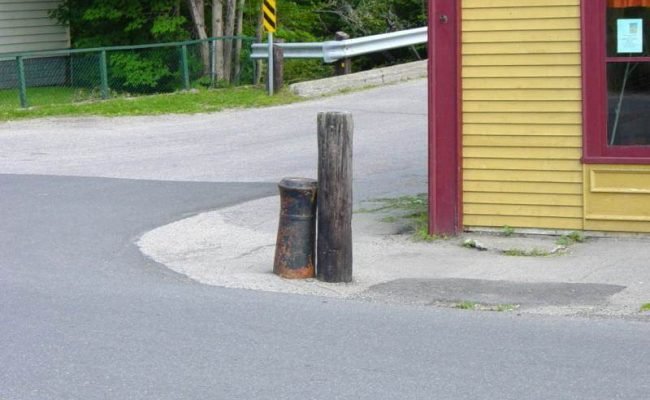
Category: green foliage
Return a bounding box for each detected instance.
[51,0,190,47]
[51,1,192,93]
[462,239,487,251]
[242,0,428,80]
[108,52,174,92]
[358,194,448,242]
[283,60,332,84]
[455,301,519,312]
[501,225,515,237]
[495,304,518,312]
[556,231,585,246]
[325,0,427,36]
[49,0,428,89]
[641,303,650,312]
[321,0,428,70]
[276,1,328,42]
[456,301,478,310]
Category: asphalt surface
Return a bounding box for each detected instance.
[2,174,650,399]
[0,80,428,201]
[365,278,627,308]
[1,82,649,398]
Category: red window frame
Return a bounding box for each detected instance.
[582,0,650,164]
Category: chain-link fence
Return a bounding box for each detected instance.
[0,37,255,109]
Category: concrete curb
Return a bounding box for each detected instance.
[289,60,427,97]
[137,195,650,319]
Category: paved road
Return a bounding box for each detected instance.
[1,83,649,398]
[2,174,649,399]
[0,80,429,201]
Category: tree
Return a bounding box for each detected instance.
[317,0,427,67]
[212,0,225,81]
[51,0,191,93]
[233,0,246,81]
[186,0,211,74]
[51,0,428,89]
[321,0,427,36]
[51,0,190,47]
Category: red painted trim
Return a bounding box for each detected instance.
[581,0,650,163]
[455,0,463,230]
[606,56,650,62]
[428,0,461,235]
[583,156,650,164]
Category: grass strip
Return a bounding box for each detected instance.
[0,86,301,121]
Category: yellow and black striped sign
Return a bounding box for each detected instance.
[262,0,277,33]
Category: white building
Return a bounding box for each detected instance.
[0,0,69,54]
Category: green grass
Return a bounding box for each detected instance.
[461,238,487,251]
[0,86,301,121]
[494,304,518,312]
[501,225,515,237]
[502,248,550,257]
[454,301,518,312]
[357,194,444,241]
[456,301,478,310]
[556,231,585,247]
[641,303,650,312]
[0,86,93,109]
[462,239,478,249]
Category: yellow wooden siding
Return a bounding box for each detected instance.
[464,54,582,67]
[584,165,650,233]
[464,181,582,195]
[462,0,583,231]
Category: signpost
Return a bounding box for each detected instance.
[262,0,277,95]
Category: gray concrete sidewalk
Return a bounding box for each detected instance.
[138,194,650,320]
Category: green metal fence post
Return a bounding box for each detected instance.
[209,39,215,88]
[99,50,109,99]
[180,44,190,90]
[16,56,28,108]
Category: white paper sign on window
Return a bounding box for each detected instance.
[617,19,644,53]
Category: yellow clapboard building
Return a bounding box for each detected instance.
[428,0,650,234]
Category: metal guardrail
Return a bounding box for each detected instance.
[251,27,427,63]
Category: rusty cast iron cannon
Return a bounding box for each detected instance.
[273,178,318,279]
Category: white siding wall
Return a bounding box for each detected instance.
[0,0,69,54]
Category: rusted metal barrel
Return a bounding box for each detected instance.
[273,178,318,279]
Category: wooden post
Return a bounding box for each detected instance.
[334,32,352,75]
[273,40,284,92]
[317,112,353,283]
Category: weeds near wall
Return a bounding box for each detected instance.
[358,193,443,241]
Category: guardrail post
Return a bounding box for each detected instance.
[273,39,284,92]
[180,44,190,90]
[99,50,109,99]
[16,56,28,108]
[267,33,274,95]
[317,111,354,283]
[334,32,352,75]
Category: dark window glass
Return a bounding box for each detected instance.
[607,5,650,146]
[607,63,650,145]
